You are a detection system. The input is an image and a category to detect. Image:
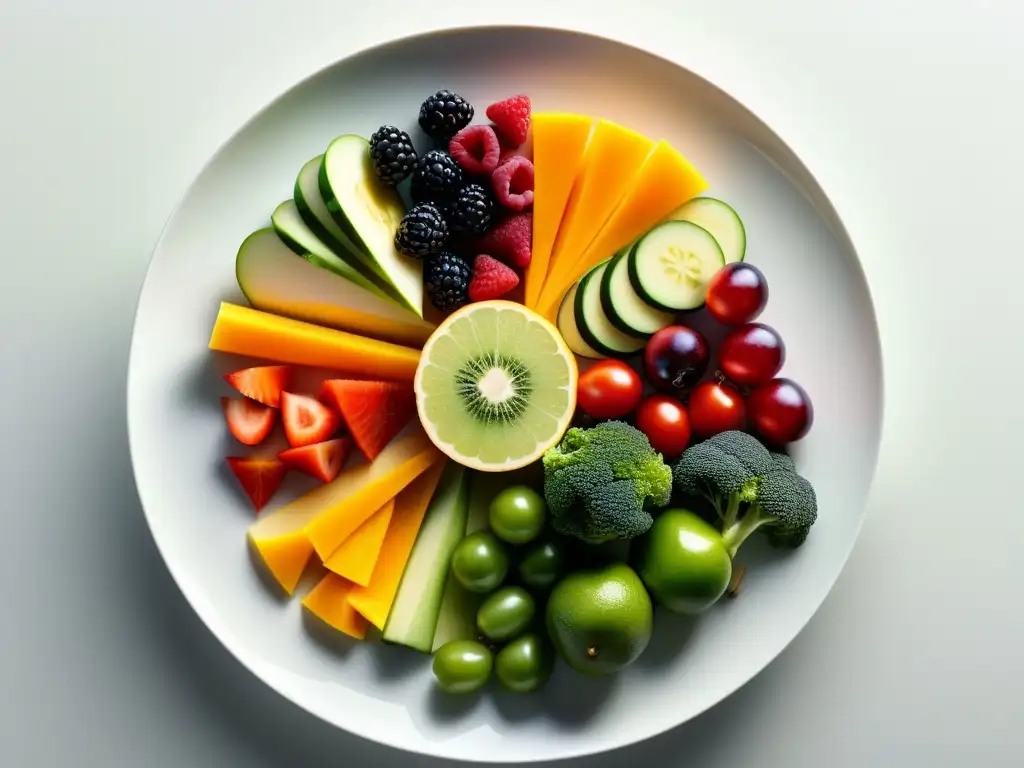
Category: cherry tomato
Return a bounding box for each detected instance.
[635,395,692,458]
[688,380,746,438]
[705,263,769,326]
[718,323,786,387]
[747,378,813,444]
[576,360,644,420]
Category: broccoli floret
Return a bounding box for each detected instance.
[672,430,818,557]
[543,421,673,543]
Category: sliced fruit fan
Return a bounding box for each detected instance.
[209,89,818,696]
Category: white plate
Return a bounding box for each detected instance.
[127,26,883,764]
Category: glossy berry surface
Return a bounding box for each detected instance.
[687,381,746,438]
[643,326,710,394]
[718,323,786,387]
[705,263,769,325]
[747,378,814,444]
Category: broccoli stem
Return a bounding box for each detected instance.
[722,493,743,530]
[721,504,773,559]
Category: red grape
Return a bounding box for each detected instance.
[688,381,746,438]
[747,378,813,444]
[643,325,710,394]
[705,263,768,325]
[718,323,786,387]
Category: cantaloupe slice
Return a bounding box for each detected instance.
[557,141,709,302]
[348,460,447,629]
[303,429,441,560]
[322,498,395,587]
[208,302,421,382]
[536,120,655,320]
[247,429,440,594]
[248,529,314,596]
[302,572,369,639]
[525,113,594,309]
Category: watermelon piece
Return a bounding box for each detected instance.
[319,379,417,461]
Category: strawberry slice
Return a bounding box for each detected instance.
[224,365,293,408]
[278,438,351,483]
[226,456,287,513]
[221,396,276,445]
[319,379,416,461]
[280,391,341,448]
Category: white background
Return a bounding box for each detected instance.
[3,1,1022,766]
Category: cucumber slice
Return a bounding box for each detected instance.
[319,135,423,316]
[628,220,726,311]
[430,472,493,652]
[294,155,373,264]
[600,249,675,339]
[270,200,389,300]
[234,228,435,347]
[557,282,604,359]
[574,262,646,358]
[382,464,469,653]
[668,197,746,264]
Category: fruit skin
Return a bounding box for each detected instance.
[221,396,276,445]
[688,381,746,438]
[747,377,814,444]
[449,125,501,176]
[450,530,509,593]
[424,251,473,313]
[394,203,448,260]
[368,125,418,186]
[518,539,566,590]
[468,255,519,303]
[491,155,535,211]
[411,150,466,206]
[635,508,732,615]
[546,563,653,676]
[706,262,769,326]
[576,360,644,420]
[495,633,554,693]
[277,437,350,483]
[488,485,547,545]
[643,326,710,394]
[226,456,287,513]
[476,212,532,268]
[477,586,536,642]
[318,379,416,461]
[450,183,495,236]
[486,95,532,147]
[635,395,691,459]
[718,323,786,387]
[418,89,475,141]
[223,365,292,408]
[280,391,341,448]
[432,640,493,694]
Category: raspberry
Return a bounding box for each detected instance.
[491,155,534,211]
[486,95,531,147]
[468,255,520,302]
[476,212,532,269]
[449,125,501,176]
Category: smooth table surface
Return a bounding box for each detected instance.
[3,2,1023,766]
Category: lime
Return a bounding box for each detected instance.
[546,563,653,676]
[415,301,578,472]
[635,508,732,615]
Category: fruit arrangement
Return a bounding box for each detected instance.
[205,87,821,700]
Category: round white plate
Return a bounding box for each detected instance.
[128,26,883,764]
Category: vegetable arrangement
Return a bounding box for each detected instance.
[204,86,821,703]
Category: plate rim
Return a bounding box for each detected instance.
[126,22,886,763]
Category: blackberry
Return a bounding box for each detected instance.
[410,150,465,206]
[394,204,448,259]
[418,90,474,141]
[450,183,494,236]
[368,125,418,185]
[424,251,473,312]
